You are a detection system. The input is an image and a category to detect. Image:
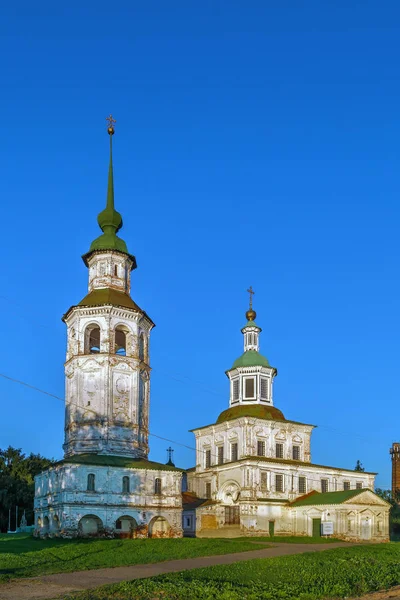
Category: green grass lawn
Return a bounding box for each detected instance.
[0,533,269,582]
[68,543,400,600]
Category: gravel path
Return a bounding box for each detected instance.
[0,541,352,600]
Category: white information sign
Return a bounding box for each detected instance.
[322,521,334,535]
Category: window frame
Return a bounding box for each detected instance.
[275,473,284,492]
[87,473,95,492]
[205,482,212,499]
[232,379,240,402]
[257,440,266,457]
[260,377,268,400]
[205,449,211,469]
[292,445,300,460]
[231,442,238,462]
[217,445,224,465]
[343,481,351,491]
[321,478,328,493]
[154,477,162,495]
[298,476,306,494]
[275,443,284,459]
[122,476,130,494]
[243,375,257,401]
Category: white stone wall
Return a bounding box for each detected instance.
[87,251,133,294]
[193,417,314,472]
[34,463,183,538]
[64,305,152,458]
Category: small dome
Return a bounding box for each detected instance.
[246,308,256,321]
[231,350,270,369]
[217,404,285,424]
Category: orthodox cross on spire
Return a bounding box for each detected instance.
[166,446,175,466]
[247,286,255,310]
[106,114,116,135]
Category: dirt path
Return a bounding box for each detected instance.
[355,587,400,600]
[0,542,352,600]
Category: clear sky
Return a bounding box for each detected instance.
[1,1,399,488]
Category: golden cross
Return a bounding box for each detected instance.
[106,114,116,129]
[247,286,255,309]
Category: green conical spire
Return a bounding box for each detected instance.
[84,116,135,265]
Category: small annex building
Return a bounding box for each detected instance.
[184,297,390,542]
[34,122,183,539]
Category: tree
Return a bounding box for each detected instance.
[354,460,365,472]
[0,446,54,532]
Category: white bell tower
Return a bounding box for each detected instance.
[62,117,154,459]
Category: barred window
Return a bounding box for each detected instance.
[205,449,211,469]
[292,445,300,460]
[321,479,328,493]
[217,446,224,465]
[233,379,240,401]
[275,443,284,459]
[205,482,212,499]
[298,476,306,494]
[343,481,350,491]
[260,378,268,400]
[275,474,284,492]
[257,440,266,457]
[231,442,238,462]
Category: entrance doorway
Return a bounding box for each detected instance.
[361,518,371,540]
[269,521,275,537]
[224,506,240,525]
[312,518,322,537]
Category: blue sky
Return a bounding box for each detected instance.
[1,1,399,488]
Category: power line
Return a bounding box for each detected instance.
[0,371,390,488]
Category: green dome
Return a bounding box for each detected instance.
[231,350,270,369]
[217,404,285,424]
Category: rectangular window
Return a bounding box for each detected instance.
[231,442,238,462]
[343,481,350,491]
[87,473,95,492]
[122,476,130,493]
[217,446,224,465]
[298,476,306,494]
[292,445,300,460]
[347,519,354,532]
[275,474,284,492]
[260,378,268,400]
[275,443,284,459]
[260,471,268,489]
[185,517,192,528]
[154,478,162,494]
[257,440,266,457]
[321,479,328,493]
[356,482,362,489]
[205,482,212,499]
[205,449,211,468]
[244,377,255,399]
[233,379,239,401]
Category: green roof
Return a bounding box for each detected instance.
[62,288,154,325]
[56,454,182,472]
[230,350,272,369]
[242,321,261,330]
[83,132,136,268]
[290,489,372,506]
[216,404,285,424]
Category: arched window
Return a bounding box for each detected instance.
[85,325,101,354]
[122,476,130,493]
[139,333,145,361]
[87,473,95,492]
[115,328,127,356]
[154,477,162,495]
[139,375,145,429]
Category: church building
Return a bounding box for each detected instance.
[184,295,390,541]
[34,119,183,539]
[35,119,389,542]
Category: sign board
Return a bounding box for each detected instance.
[321,521,334,535]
